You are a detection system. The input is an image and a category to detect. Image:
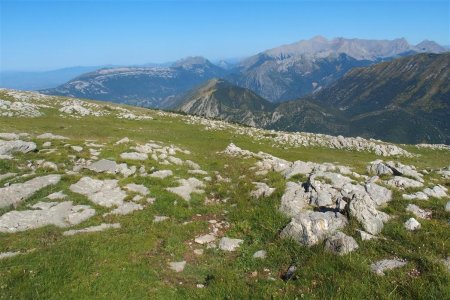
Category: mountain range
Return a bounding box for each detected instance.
[177,53,450,144]
[41,36,447,107]
[29,36,450,144]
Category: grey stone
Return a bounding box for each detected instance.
[166,178,205,201]
[63,223,121,236]
[41,161,58,171]
[423,185,448,198]
[71,146,83,152]
[168,261,186,272]
[195,234,216,244]
[0,133,19,140]
[86,159,117,173]
[371,259,407,275]
[280,211,348,246]
[279,182,309,217]
[125,183,149,196]
[404,218,421,231]
[185,160,200,170]
[105,202,143,216]
[367,160,393,176]
[253,250,267,259]
[120,152,148,161]
[349,194,389,235]
[406,204,431,219]
[365,182,392,206]
[70,177,127,208]
[446,201,450,212]
[0,201,95,233]
[386,176,423,189]
[282,160,314,178]
[0,174,61,208]
[250,182,275,198]
[219,237,243,251]
[47,191,67,200]
[324,231,359,255]
[385,161,423,182]
[402,192,429,201]
[36,133,68,140]
[150,170,173,179]
[167,156,183,165]
[357,230,378,241]
[0,140,37,156]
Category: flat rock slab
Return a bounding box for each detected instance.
[195,234,216,244]
[63,223,121,236]
[36,133,69,140]
[47,191,67,200]
[70,177,126,208]
[125,183,149,196]
[0,201,95,233]
[219,237,243,251]
[168,261,186,272]
[0,174,61,208]
[371,259,407,276]
[105,202,144,216]
[120,152,148,161]
[150,170,173,179]
[166,178,205,201]
[0,140,36,156]
[86,159,117,173]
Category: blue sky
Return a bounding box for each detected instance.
[1,0,449,71]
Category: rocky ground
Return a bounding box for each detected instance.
[0,89,449,298]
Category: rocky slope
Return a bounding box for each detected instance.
[1,89,450,297]
[42,57,227,108]
[0,89,449,298]
[229,36,447,102]
[176,79,275,127]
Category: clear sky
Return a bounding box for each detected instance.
[1,0,449,71]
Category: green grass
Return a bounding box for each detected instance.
[0,91,449,299]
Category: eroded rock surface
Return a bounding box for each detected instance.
[0,175,61,208]
[0,201,95,233]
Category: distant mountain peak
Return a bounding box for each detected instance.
[172,56,212,68]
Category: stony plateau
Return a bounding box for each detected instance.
[0,89,448,298]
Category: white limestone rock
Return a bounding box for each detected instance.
[371,259,407,276]
[0,201,95,233]
[0,175,61,208]
[166,178,205,201]
[404,218,421,231]
[219,237,243,251]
